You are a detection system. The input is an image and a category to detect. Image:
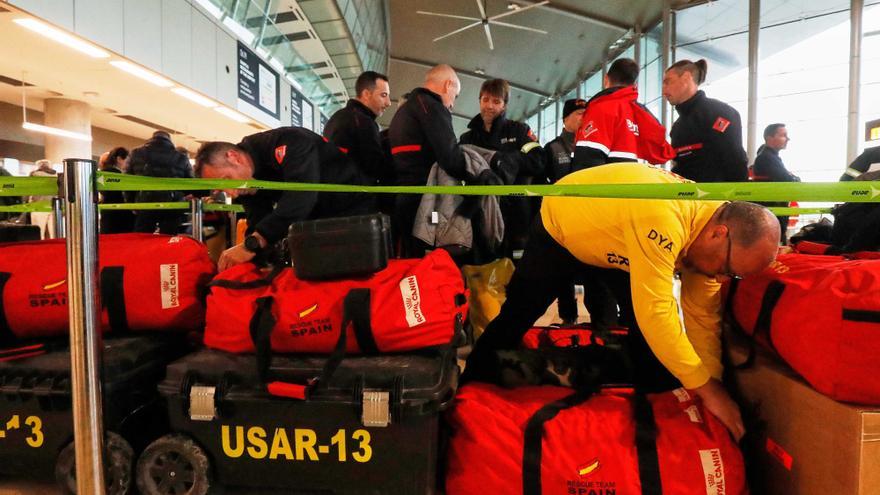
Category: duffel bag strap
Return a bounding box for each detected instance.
[209,264,284,290]
[633,392,662,495]
[522,390,662,495]
[250,289,373,400]
[725,278,785,370]
[522,390,594,495]
[100,266,129,333]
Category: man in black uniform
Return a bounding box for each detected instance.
[388,64,502,257]
[542,97,587,324]
[544,98,586,183]
[127,131,193,234]
[663,59,748,183]
[459,78,545,260]
[323,71,391,195]
[752,123,799,243]
[841,146,880,181]
[194,127,373,270]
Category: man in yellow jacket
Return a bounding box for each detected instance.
[466,163,780,440]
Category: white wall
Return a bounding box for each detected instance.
[8,0,312,129]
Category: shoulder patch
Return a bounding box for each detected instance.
[712,117,730,133]
[275,145,287,164]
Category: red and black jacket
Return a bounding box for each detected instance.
[670,90,748,183]
[572,86,675,170]
[237,127,373,244]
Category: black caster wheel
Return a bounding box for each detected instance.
[136,434,213,495]
[55,430,134,495]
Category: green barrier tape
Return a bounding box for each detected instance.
[0,177,57,197]
[766,207,832,215]
[98,202,244,212]
[0,200,52,212]
[95,172,880,203]
[0,202,245,213]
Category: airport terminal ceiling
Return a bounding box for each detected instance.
[380,0,698,132]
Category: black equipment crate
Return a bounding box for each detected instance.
[0,335,187,482]
[147,347,458,494]
[288,214,391,280]
[0,223,41,242]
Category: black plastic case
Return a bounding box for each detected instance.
[144,347,458,494]
[288,214,392,280]
[0,335,188,488]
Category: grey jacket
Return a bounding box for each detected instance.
[413,144,504,250]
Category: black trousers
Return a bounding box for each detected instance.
[134,211,185,235]
[465,218,679,393]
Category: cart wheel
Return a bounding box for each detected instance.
[55,430,134,495]
[136,434,212,495]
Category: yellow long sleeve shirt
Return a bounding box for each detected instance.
[541,164,723,389]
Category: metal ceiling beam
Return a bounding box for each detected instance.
[390,56,551,98]
[506,0,629,32]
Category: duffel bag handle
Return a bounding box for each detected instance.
[209,264,284,290]
[249,288,375,400]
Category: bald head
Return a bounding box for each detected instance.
[423,64,461,110]
[683,201,780,280]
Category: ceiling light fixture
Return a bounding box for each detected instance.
[23,122,92,142]
[172,87,216,107]
[13,18,110,58]
[110,60,174,87]
[215,107,251,123]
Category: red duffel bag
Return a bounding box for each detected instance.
[204,248,467,355]
[204,249,467,399]
[0,234,215,341]
[446,383,747,495]
[726,252,880,404]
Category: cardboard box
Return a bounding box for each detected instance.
[727,337,880,495]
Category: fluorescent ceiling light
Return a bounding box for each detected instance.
[14,18,109,58]
[193,0,223,18]
[172,87,216,107]
[222,17,255,45]
[110,60,173,87]
[23,122,92,142]
[215,107,251,123]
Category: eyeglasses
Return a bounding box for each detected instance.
[722,234,742,280]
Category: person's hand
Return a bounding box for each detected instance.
[218,243,256,271]
[691,378,745,441]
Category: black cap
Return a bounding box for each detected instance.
[562,98,587,119]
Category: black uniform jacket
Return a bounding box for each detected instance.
[127,134,192,203]
[670,90,748,182]
[323,99,388,185]
[752,147,799,182]
[388,87,468,187]
[459,112,545,183]
[544,130,575,183]
[237,127,372,244]
[841,146,880,181]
